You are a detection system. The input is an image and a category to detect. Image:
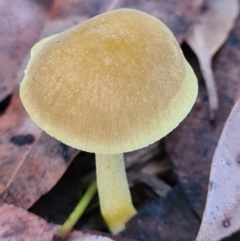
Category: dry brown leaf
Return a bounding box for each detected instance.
[0,0,53,101]
[0,91,78,208]
[0,203,134,241]
[186,0,239,119]
[195,98,240,241]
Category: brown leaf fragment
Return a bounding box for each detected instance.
[0,203,134,241]
[0,91,78,208]
[120,186,200,241]
[42,0,113,37]
[195,98,240,241]
[109,0,204,43]
[0,0,54,101]
[165,13,240,217]
[186,0,239,119]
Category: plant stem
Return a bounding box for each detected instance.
[54,180,97,240]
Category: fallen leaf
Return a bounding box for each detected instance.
[195,98,240,241]
[0,0,53,101]
[0,203,134,241]
[0,91,78,208]
[165,13,240,217]
[121,186,200,241]
[109,0,204,43]
[186,0,239,119]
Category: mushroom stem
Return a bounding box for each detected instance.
[96,153,136,234]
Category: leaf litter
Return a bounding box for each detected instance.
[196,98,240,241]
[0,0,53,102]
[165,12,240,218]
[0,92,78,208]
[0,203,134,241]
[186,0,239,119]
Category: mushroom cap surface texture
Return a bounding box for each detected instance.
[20,9,198,154]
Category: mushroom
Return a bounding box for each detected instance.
[20,9,198,233]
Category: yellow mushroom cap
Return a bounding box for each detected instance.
[20,9,198,154]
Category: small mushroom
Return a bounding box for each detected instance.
[20,9,198,233]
